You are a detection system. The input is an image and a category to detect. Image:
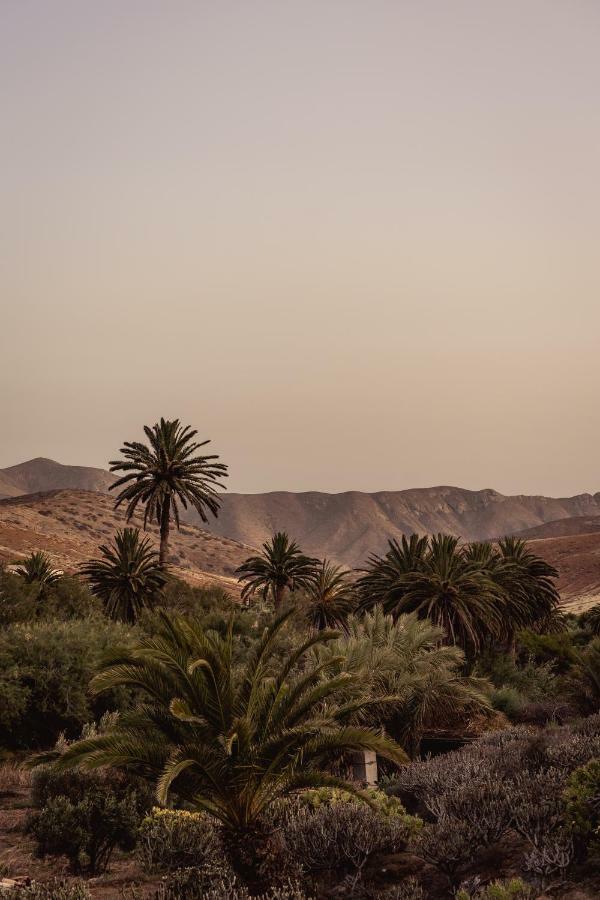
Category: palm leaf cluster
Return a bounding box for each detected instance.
[55,609,407,834]
[357,533,560,654]
[302,559,357,632]
[236,531,318,608]
[13,551,62,589]
[312,608,491,756]
[110,418,228,566]
[81,528,166,623]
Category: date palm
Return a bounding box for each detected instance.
[496,536,560,632]
[304,560,356,632]
[109,418,228,567]
[81,528,166,623]
[236,532,317,608]
[357,534,429,612]
[13,551,62,593]
[54,609,407,878]
[379,534,506,655]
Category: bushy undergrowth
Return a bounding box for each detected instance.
[27,764,153,873]
[0,881,90,900]
[0,617,135,748]
[137,807,223,873]
[387,714,600,888]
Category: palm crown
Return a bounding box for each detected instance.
[109,418,228,566]
[303,559,357,632]
[55,609,407,837]
[13,551,62,592]
[80,527,167,623]
[236,531,318,608]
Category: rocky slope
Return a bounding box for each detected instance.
[0,490,253,594]
[0,458,116,499]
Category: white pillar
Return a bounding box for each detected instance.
[352,750,378,785]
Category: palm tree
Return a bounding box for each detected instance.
[303,560,357,632]
[54,609,407,880]
[80,528,167,623]
[13,551,62,593]
[377,534,506,655]
[357,534,429,612]
[581,604,600,636]
[496,536,560,633]
[312,608,491,758]
[109,418,228,567]
[236,532,318,608]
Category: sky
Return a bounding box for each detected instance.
[1,1,600,496]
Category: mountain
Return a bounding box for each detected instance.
[0,490,253,594]
[0,458,116,499]
[201,487,600,568]
[525,532,600,613]
[515,516,600,540]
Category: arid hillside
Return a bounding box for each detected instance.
[202,487,600,567]
[0,490,253,594]
[0,458,116,499]
[525,532,600,613]
[515,515,600,540]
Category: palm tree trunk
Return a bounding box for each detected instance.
[159,500,170,568]
[274,583,285,609]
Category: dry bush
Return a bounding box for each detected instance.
[0,762,31,796]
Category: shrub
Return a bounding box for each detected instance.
[0,880,90,900]
[413,816,484,888]
[456,878,533,900]
[563,757,600,857]
[298,786,407,817]
[0,572,100,626]
[27,765,152,873]
[0,618,135,749]
[155,869,312,900]
[490,686,525,719]
[280,800,419,881]
[137,807,222,873]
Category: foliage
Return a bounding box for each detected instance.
[563,758,600,857]
[138,807,222,873]
[0,617,134,749]
[0,880,90,900]
[311,609,491,756]
[155,870,311,900]
[279,799,420,882]
[580,603,600,636]
[357,534,560,655]
[110,418,228,566]
[27,756,152,873]
[54,609,407,844]
[81,527,167,623]
[298,786,408,818]
[0,572,100,626]
[456,878,534,900]
[236,532,318,608]
[302,559,356,631]
[566,639,600,714]
[12,551,63,590]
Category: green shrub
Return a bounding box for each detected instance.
[138,807,222,873]
[490,686,525,719]
[456,878,533,900]
[155,869,311,900]
[27,765,152,873]
[0,617,135,749]
[0,572,100,626]
[0,880,91,899]
[298,786,407,817]
[563,757,600,857]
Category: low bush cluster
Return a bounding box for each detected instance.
[27,765,153,873]
[137,807,223,873]
[0,881,91,900]
[387,714,600,889]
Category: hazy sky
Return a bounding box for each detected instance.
[2,1,599,496]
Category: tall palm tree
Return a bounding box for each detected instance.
[377,534,506,655]
[236,532,317,608]
[109,418,228,567]
[357,534,429,612]
[54,609,407,879]
[13,551,62,593]
[496,536,560,633]
[80,528,167,623]
[304,560,357,632]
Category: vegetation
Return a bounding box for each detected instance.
[80,527,166,622]
[109,418,228,566]
[302,559,356,632]
[5,420,600,897]
[236,531,318,608]
[12,550,63,592]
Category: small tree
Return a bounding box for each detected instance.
[81,528,166,623]
[236,532,317,608]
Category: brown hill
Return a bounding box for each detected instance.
[514,516,600,541]
[202,487,600,568]
[0,458,116,499]
[524,532,600,613]
[0,490,254,594]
